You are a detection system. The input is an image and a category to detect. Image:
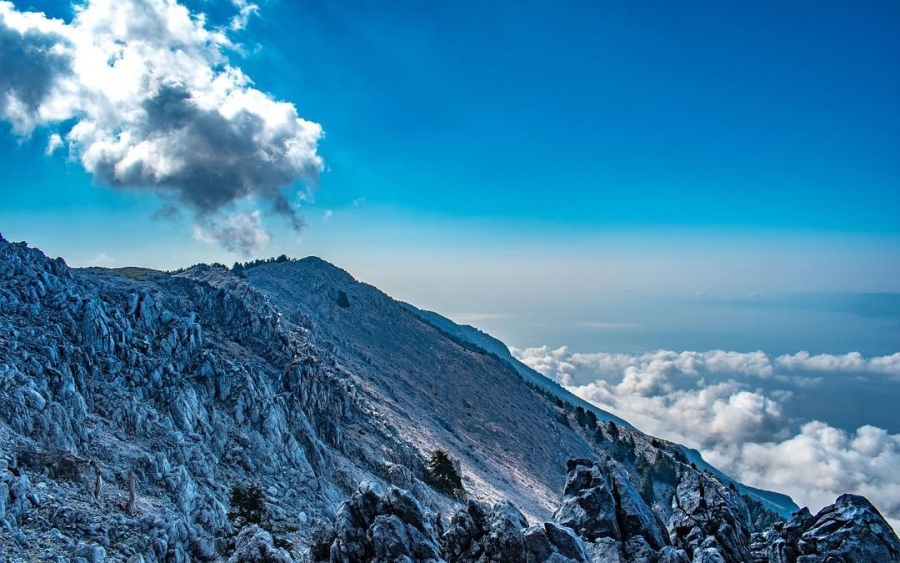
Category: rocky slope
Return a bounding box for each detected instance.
[0,234,897,562]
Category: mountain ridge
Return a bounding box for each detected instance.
[0,235,896,563]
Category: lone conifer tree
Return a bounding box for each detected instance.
[229,483,267,528]
[425,449,464,499]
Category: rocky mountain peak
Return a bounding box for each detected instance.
[1,237,898,562]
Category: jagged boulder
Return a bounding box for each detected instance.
[441,501,490,561]
[801,495,900,562]
[606,461,668,551]
[553,459,620,542]
[583,536,625,563]
[668,469,753,563]
[657,545,691,563]
[554,458,676,563]
[749,495,900,563]
[441,498,590,563]
[329,482,444,563]
[521,522,590,562]
[441,499,532,562]
[228,525,293,563]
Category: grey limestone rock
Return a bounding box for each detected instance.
[801,494,900,563]
[228,525,293,563]
[583,536,625,563]
[657,546,691,563]
[668,469,753,563]
[553,459,620,542]
[74,543,107,563]
[606,461,668,550]
[543,522,588,562]
[329,482,443,563]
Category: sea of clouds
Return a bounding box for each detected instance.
[511,346,900,531]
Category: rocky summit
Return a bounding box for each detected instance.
[0,234,897,563]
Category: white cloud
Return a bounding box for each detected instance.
[776,351,900,377]
[511,345,900,527]
[45,132,63,154]
[705,423,900,533]
[0,0,323,251]
[511,346,777,386]
[229,0,259,31]
[322,209,333,221]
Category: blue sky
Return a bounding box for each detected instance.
[270,0,899,231]
[0,0,898,329]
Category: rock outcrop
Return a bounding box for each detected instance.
[552,458,677,563]
[750,495,900,563]
[439,498,590,563]
[229,526,293,563]
[669,469,753,563]
[327,482,444,563]
[553,459,620,543]
[0,236,394,560]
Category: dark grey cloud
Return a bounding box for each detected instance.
[0,0,324,254]
[88,83,317,231]
[0,13,72,132]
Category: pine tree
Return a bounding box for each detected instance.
[636,455,650,475]
[607,421,619,441]
[610,436,637,464]
[229,483,267,528]
[426,449,464,499]
[575,406,589,428]
[625,437,637,463]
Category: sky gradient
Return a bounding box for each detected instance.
[1,0,898,350]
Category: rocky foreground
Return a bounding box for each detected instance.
[304,459,900,563]
[1,234,898,562]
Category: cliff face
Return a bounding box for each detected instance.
[0,235,897,563]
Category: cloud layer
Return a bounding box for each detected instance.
[511,345,900,529]
[0,0,322,254]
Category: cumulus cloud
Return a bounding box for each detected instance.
[511,346,776,386]
[776,351,900,377]
[0,0,323,253]
[704,423,900,532]
[228,0,259,31]
[511,345,900,528]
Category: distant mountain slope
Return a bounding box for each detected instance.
[403,306,633,428]
[402,303,798,519]
[246,258,602,519]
